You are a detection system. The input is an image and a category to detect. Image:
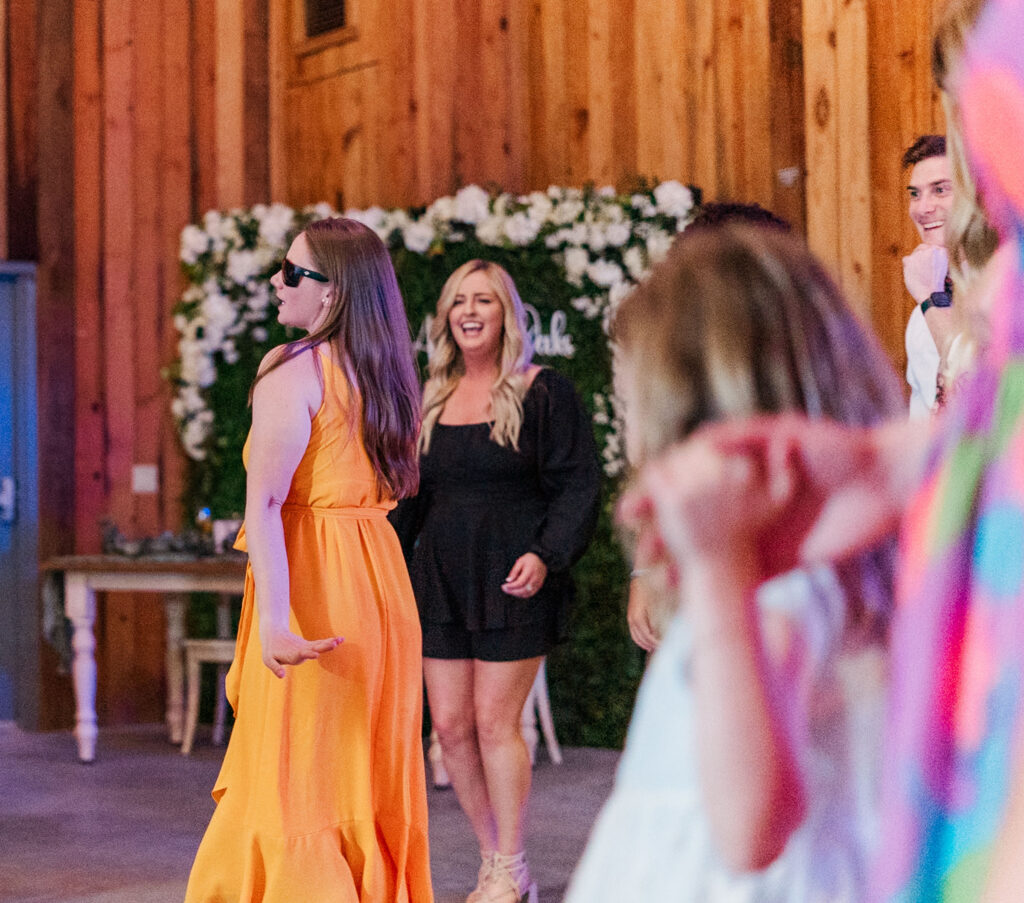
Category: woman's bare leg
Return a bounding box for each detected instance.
[424,657,496,852]
[473,657,543,855]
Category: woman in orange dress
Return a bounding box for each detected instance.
[184,217,432,903]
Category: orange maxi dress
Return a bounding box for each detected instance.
[185,353,433,903]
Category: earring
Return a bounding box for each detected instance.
[321,297,330,307]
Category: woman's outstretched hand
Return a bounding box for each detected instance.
[260,626,343,679]
[503,552,548,598]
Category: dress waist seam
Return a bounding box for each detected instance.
[280,502,389,519]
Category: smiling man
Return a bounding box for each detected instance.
[901,134,955,418]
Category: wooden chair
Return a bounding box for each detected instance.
[180,595,237,756]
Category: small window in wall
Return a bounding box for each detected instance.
[305,0,345,38]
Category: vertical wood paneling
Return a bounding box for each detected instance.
[803,0,840,271]
[689,0,718,196]
[7,0,38,260]
[769,0,806,230]
[243,0,270,204]
[835,0,871,314]
[35,0,78,731]
[72,0,105,553]
[215,0,246,206]
[101,0,136,531]
[133,0,164,533]
[192,0,218,214]
[415,3,455,203]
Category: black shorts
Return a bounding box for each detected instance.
[421,616,562,662]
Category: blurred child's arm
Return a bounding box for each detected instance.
[635,438,807,871]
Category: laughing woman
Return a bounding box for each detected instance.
[393,260,601,903]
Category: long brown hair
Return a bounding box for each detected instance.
[419,260,534,454]
[252,217,421,500]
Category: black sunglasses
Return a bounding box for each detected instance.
[281,258,329,287]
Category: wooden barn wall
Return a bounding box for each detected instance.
[16,0,953,728]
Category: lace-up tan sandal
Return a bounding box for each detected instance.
[472,851,537,903]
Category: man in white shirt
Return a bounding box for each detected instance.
[902,135,956,419]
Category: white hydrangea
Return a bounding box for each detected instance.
[345,205,387,234]
[604,221,631,248]
[475,215,506,246]
[180,225,211,264]
[426,195,456,223]
[552,199,585,225]
[255,203,296,247]
[454,185,491,224]
[308,201,334,222]
[562,247,590,287]
[226,249,262,286]
[630,194,656,218]
[623,245,647,281]
[504,211,541,246]
[571,295,603,320]
[646,229,675,264]
[586,259,625,288]
[653,180,694,219]
[402,219,435,254]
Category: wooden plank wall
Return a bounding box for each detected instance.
[272,0,805,222]
[16,0,956,727]
[28,0,269,728]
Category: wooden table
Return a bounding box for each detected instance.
[41,555,247,762]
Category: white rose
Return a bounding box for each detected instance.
[653,180,695,219]
[604,223,631,250]
[454,185,492,224]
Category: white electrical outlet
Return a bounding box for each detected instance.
[131,464,159,494]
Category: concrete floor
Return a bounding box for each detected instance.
[0,722,618,903]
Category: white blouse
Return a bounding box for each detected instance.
[565,567,884,902]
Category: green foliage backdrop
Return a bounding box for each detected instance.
[170,183,698,746]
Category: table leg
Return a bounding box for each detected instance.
[164,593,187,744]
[64,575,97,763]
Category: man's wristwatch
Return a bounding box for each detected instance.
[921,290,952,314]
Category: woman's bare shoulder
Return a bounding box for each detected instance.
[254,344,322,410]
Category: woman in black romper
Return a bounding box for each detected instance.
[393,259,600,903]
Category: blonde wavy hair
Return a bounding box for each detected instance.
[933,0,999,298]
[931,0,1000,377]
[419,260,535,454]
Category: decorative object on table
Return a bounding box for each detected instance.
[98,518,229,558]
[212,519,243,555]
